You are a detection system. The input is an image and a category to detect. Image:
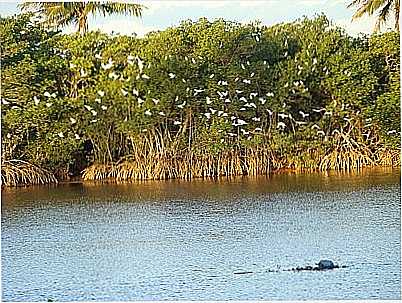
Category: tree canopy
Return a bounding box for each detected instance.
[1,13,400,183]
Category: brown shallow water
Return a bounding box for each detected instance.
[2,168,401,300]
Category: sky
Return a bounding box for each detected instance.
[0,0,395,37]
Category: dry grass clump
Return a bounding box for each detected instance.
[319,131,375,171]
[1,159,58,186]
[377,148,401,166]
[81,148,278,181]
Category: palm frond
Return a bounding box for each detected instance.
[97,2,146,18]
[374,0,393,31]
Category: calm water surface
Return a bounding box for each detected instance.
[2,168,401,300]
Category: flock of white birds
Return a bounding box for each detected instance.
[3,33,398,142]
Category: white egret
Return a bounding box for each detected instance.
[387,130,397,135]
[137,57,144,73]
[206,97,213,105]
[44,91,51,97]
[266,109,273,116]
[278,113,288,119]
[80,69,87,77]
[132,89,139,96]
[45,102,52,107]
[250,73,255,77]
[70,117,76,124]
[236,90,243,94]
[234,77,239,82]
[237,119,247,126]
[239,97,247,102]
[241,64,245,70]
[75,134,80,140]
[204,113,211,119]
[34,96,40,105]
[312,108,325,113]
[243,79,251,84]
[277,122,286,129]
[299,110,309,118]
[252,117,260,122]
[84,105,92,111]
[169,73,176,79]
[91,110,97,116]
[145,110,152,116]
[58,132,64,138]
[101,58,113,70]
[158,111,166,116]
[266,92,274,97]
[259,97,266,105]
[95,54,102,59]
[177,101,186,109]
[209,74,215,79]
[98,90,105,97]
[209,108,217,114]
[138,98,145,104]
[152,98,159,104]
[141,74,150,80]
[121,89,128,96]
[194,89,205,94]
[224,98,231,103]
[173,120,182,125]
[101,105,107,111]
[95,98,101,103]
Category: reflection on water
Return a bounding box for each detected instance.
[2,168,401,301]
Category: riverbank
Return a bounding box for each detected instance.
[1,152,400,187]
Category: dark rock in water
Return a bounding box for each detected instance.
[317,259,335,269]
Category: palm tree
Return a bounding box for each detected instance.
[348,0,400,32]
[20,1,146,35]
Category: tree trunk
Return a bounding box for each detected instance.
[395,0,400,32]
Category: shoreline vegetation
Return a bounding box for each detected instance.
[1,14,400,186]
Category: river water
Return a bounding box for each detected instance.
[2,168,400,301]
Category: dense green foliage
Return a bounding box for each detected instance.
[1,13,400,180]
